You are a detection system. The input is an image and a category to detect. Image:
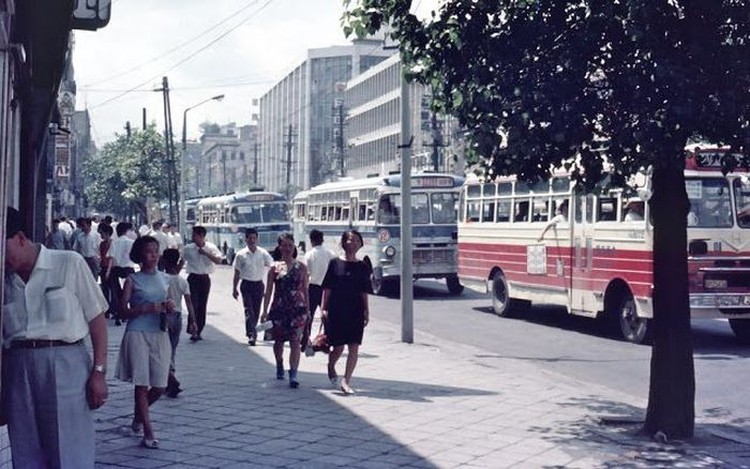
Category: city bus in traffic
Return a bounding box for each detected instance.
[457,146,750,343]
[293,172,465,295]
[195,191,290,264]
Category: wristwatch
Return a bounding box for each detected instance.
[93,364,106,374]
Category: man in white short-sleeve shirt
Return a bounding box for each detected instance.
[182,225,223,341]
[106,222,137,325]
[232,228,273,345]
[2,206,109,469]
[73,217,102,278]
[303,229,337,347]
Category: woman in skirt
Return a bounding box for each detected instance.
[321,230,372,395]
[115,235,173,449]
[261,233,309,388]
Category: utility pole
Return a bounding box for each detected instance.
[253,141,260,186]
[157,76,177,223]
[399,65,414,344]
[142,108,147,130]
[282,125,296,197]
[124,121,131,140]
[425,110,447,172]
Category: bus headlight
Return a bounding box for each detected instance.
[384,246,396,258]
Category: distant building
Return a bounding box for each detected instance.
[197,122,259,196]
[258,40,394,195]
[344,54,464,179]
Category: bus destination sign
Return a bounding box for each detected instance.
[412,176,454,188]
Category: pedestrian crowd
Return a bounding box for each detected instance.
[3,207,371,467]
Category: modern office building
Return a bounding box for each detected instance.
[258,40,394,195]
[344,54,465,179]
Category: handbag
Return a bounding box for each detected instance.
[311,322,330,354]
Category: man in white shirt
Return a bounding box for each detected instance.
[183,225,223,341]
[73,217,103,278]
[169,224,184,253]
[303,229,337,347]
[2,206,109,468]
[105,222,137,326]
[232,228,273,345]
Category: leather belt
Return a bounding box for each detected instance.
[10,339,84,349]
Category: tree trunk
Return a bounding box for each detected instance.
[644,160,695,439]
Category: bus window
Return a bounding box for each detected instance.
[358,204,367,221]
[514,200,530,222]
[687,178,732,228]
[597,197,617,221]
[334,206,343,221]
[432,193,458,224]
[482,200,495,222]
[411,194,430,224]
[586,195,595,223]
[467,200,480,222]
[734,178,750,228]
[482,183,496,198]
[531,198,548,222]
[575,195,584,223]
[496,199,511,222]
[378,196,399,224]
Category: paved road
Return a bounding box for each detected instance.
[369,277,750,424]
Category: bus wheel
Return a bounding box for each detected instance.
[615,294,650,344]
[491,271,514,317]
[729,319,750,344]
[446,274,464,295]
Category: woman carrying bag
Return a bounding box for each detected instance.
[321,230,372,395]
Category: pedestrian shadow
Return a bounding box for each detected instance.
[528,396,749,468]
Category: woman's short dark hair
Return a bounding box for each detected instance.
[115,222,132,237]
[130,235,158,264]
[340,229,363,247]
[99,224,113,236]
[274,232,297,259]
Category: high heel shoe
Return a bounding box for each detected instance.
[340,380,355,395]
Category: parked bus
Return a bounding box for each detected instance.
[182,197,201,238]
[293,173,465,295]
[195,191,290,264]
[457,146,750,344]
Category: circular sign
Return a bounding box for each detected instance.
[377,229,391,243]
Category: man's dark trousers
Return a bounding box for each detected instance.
[188,273,211,336]
[240,280,264,340]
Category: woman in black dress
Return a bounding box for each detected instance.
[321,230,372,394]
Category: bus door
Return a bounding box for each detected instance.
[571,194,595,313]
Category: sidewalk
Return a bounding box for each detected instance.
[94,270,750,468]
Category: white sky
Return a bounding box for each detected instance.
[73,0,439,147]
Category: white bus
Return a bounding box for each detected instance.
[293,173,465,295]
[458,146,750,343]
[195,191,290,264]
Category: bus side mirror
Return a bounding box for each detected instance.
[689,239,708,256]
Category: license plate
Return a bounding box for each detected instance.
[705,279,728,289]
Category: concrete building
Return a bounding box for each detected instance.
[344,54,465,179]
[258,40,394,196]
[197,122,259,196]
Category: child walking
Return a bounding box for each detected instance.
[161,248,197,397]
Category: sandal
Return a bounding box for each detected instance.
[140,438,159,449]
[340,380,355,395]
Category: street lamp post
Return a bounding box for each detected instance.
[180,94,224,235]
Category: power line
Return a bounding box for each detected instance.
[89,0,277,110]
[82,78,277,93]
[85,0,264,87]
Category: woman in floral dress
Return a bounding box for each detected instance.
[261,233,309,388]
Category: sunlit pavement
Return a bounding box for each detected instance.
[92,266,750,468]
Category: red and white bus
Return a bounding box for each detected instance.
[457,146,750,344]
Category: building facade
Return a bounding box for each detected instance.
[344,54,465,179]
[258,40,394,195]
[197,122,259,196]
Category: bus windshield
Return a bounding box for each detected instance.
[379,193,456,225]
[734,178,750,228]
[686,177,732,228]
[231,203,288,224]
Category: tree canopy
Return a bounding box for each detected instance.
[84,125,172,220]
[343,0,749,440]
[343,0,748,185]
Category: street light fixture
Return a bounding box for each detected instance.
[179,94,225,234]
